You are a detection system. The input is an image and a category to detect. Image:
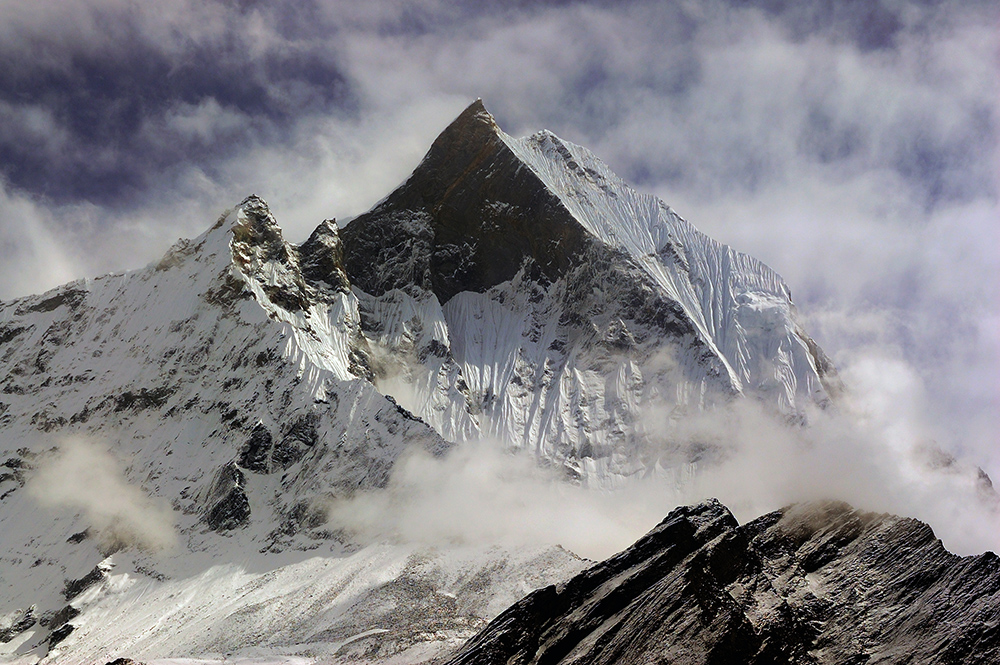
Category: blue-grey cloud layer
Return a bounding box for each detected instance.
[1,0,992,210]
[0,1,354,206]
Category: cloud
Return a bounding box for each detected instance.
[27,437,177,553]
[0,0,353,207]
[0,182,82,300]
[676,357,1000,558]
[327,441,679,561]
[1,0,993,213]
[329,348,1000,561]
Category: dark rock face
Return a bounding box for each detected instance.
[238,422,274,473]
[238,415,318,475]
[0,605,36,643]
[203,462,251,531]
[341,100,594,303]
[63,564,108,600]
[48,622,74,647]
[14,286,87,316]
[231,195,312,312]
[46,604,79,630]
[299,218,351,293]
[447,500,1000,665]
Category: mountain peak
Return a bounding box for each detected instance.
[453,98,498,131]
[411,100,503,188]
[338,101,838,444]
[341,101,591,301]
[300,218,350,293]
[230,195,293,268]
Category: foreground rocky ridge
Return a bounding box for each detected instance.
[448,500,1000,665]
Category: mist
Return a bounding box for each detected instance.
[27,437,178,553]
[329,346,1000,561]
[329,441,673,561]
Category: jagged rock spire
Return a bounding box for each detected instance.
[299,219,350,293]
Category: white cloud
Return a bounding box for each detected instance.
[27,437,178,553]
[0,183,81,301]
[328,441,679,561]
[329,358,1000,561]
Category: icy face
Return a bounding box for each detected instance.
[338,100,838,482]
[501,128,836,411]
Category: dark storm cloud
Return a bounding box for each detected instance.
[2,0,990,212]
[0,0,353,206]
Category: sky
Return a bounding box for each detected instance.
[0,0,997,540]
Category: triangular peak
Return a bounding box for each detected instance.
[444,98,500,134]
[340,100,594,301]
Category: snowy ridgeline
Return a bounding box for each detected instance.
[0,100,837,663]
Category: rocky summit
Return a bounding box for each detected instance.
[447,500,1000,665]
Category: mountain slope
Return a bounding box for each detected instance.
[339,100,837,483]
[0,195,442,536]
[447,500,1000,665]
[0,198,586,662]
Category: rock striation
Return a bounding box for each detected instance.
[447,500,1000,665]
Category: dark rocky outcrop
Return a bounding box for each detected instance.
[203,461,251,531]
[299,218,351,293]
[448,500,1000,665]
[232,195,312,312]
[63,563,111,600]
[0,605,36,643]
[48,622,74,647]
[238,415,318,474]
[46,604,80,630]
[14,286,87,316]
[113,386,175,412]
[237,422,274,473]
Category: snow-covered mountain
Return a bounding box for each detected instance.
[0,100,841,662]
[0,195,585,663]
[341,100,838,483]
